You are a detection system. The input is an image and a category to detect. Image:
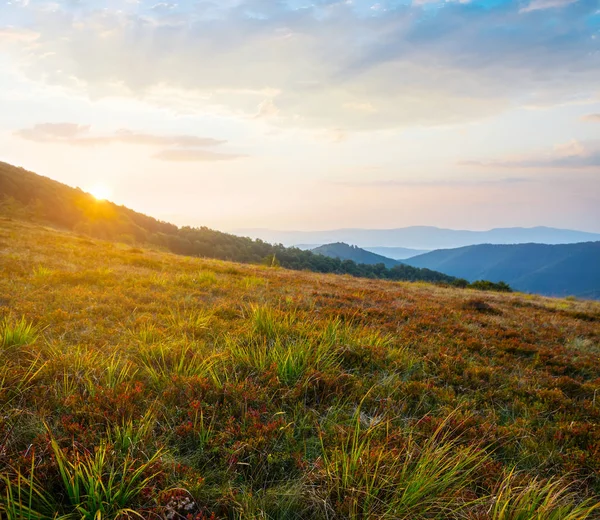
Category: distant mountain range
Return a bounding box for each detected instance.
[236,226,600,250]
[363,246,430,260]
[311,243,401,268]
[405,242,600,299]
[298,243,427,260]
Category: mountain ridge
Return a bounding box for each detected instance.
[0,161,454,286]
[405,242,600,299]
[363,246,430,260]
[311,242,401,268]
[235,226,600,249]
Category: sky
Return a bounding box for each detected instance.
[0,0,599,233]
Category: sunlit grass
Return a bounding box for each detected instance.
[0,219,599,518]
[486,470,600,520]
[137,340,223,386]
[316,412,487,519]
[166,306,213,339]
[1,316,40,348]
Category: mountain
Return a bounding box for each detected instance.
[235,226,600,250]
[363,246,429,260]
[405,242,600,299]
[296,244,427,259]
[0,161,454,285]
[311,243,401,268]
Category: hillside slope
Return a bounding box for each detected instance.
[0,161,454,284]
[405,242,600,299]
[0,219,599,518]
[312,242,400,268]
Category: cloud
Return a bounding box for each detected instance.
[0,27,37,45]
[326,128,348,143]
[253,99,280,119]
[15,123,225,147]
[582,114,600,122]
[520,0,578,12]
[553,139,585,156]
[153,149,246,162]
[3,0,600,130]
[334,177,533,188]
[461,140,600,169]
[15,123,91,141]
[14,123,241,161]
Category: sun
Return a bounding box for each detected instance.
[88,184,112,201]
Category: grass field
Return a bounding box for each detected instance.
[0,218,599,519]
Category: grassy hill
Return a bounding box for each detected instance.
[312,242,400,268]
[0,161,454,285]
[405,242,600,299]
[1,218,599,518]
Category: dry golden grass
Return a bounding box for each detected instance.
[0,218,599,519]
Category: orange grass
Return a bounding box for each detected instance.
[0,219,599,518]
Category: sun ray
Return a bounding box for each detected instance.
[89,184,112,201]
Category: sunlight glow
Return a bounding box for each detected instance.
[89,184,112,201]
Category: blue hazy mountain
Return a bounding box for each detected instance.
[404,242,600,299]
[297,244,427,259]
[363,246,429,260]
[235,226,600,250]
[311,243,400,268]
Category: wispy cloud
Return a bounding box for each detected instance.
[14,123,243,161]
[333,177,533,188]
[461,140,600,169]
[153,149,246,162]
[0,27,37,44]
[581,113,600,122]
[15,123,225,147]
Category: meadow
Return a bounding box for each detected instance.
[0,218,599,519]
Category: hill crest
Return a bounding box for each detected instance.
[0,161,454,286]
[311,242,400,268]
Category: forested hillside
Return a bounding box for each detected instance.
[0,161,454,284]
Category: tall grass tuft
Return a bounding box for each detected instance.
[1,436,164,519]
[227,482,308,519]
[0,453,57,520]
[1,316,40,348]
[49,437,163,519]
[108,409,157,454]
[138,341,223,386]
[32,266,53,278]
[0,354,47,407]
[132,322,163,344]
[251,304,280,341]
[167,306,213,339]
[105,353,138,389]
[485,470,600,520]
[316,412,487,519]
[227,334,339,385]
